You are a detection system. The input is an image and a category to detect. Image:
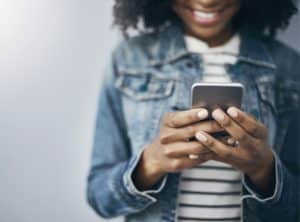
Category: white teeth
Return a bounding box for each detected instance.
[194,10,217,19]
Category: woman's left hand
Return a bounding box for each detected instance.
[195,107,275,196]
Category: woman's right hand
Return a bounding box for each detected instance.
[132,108,225,190]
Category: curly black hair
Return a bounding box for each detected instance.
[113,0,298,37]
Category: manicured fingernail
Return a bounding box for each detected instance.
[189,154,199,159]
[212,109,225,121]
[197,109,208,120]
[196,132,207,142]
[227,138,235,145]
[227,107,238,118]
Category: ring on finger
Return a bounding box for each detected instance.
[233,140,240,147]
[227,137,240,147]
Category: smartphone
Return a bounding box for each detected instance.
[191,82,244,112]
[191,82,244,139]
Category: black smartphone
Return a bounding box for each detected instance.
[191,82,244,139]
[191,82,244,112]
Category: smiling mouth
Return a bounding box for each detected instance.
[194,10,219,19]
[187,6,228,24]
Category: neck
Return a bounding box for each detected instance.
[184,26,235,47]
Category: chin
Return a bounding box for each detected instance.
[189,27,225,41]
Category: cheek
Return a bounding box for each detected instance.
[222,3,241,25]
[172,1,186,17]
[228,0,241,17]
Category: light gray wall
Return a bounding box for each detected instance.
[279,9,300,52]
[0,1,119,222]
[0,1,299,222]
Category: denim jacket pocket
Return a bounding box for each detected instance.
[256,77,300,152]
[276,80,300,116]
[115,68,175,101]
[114,67,177,152]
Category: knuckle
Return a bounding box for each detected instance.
[236,132,247,142]
[159,134,168,144]
[164,112,176,127]
[170,160,182,171]
[249,124,259,135]
[222,117,232,127]
[211,121,222,132]
[159,132,172,144]
[184,125,195,135]
[206,138,214,147]
[196,143,206,151]
[192,143,205,153]
[237,113,244,122]
[187,112,197,122]
[169,120,177,128]
[163,147,173,157]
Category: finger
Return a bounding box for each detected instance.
[226,137,236,146]
[164,108,209,128]
[195,131,236,162]
[163,141,212,158]
[212,109,256,148]
[227,107,268,139]
[160,120,224,144]
[188,154,200,159]
[169,152,216,171]
[216,135,237,146]
[218,136,235,145]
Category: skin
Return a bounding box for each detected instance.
[133,107,275,195]
[133,108,220,189]
[172,0,241,46]
[133,0,275,196]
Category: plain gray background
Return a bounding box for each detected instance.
[0,1,299,222]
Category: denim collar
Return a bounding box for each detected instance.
[149,23,277,70]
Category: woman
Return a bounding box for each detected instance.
[87,0,300,221]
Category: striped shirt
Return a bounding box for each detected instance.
[176,34,242,222]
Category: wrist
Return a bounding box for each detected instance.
[142,145,166,180]
[247,153,275,196]
[132,146,165,191]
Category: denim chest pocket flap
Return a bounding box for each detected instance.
[115,67,176,101]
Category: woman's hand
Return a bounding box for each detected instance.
[132,108,224,190]
[195,107,275,196]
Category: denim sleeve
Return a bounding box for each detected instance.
[241,108,300,221]
[86,55,168,218]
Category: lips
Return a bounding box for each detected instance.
[187,6,227,25]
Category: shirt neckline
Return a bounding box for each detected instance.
[184,33,241,55]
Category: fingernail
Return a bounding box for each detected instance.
[197,109,208,120]
[196,132,207,142]
[227,138,235,145]
[189,154,199,159]
[212,109,225,121]
[227,107,238,118]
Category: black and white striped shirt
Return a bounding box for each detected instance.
[176,34,242,222]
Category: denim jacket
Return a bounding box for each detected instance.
[87,24,300,222]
